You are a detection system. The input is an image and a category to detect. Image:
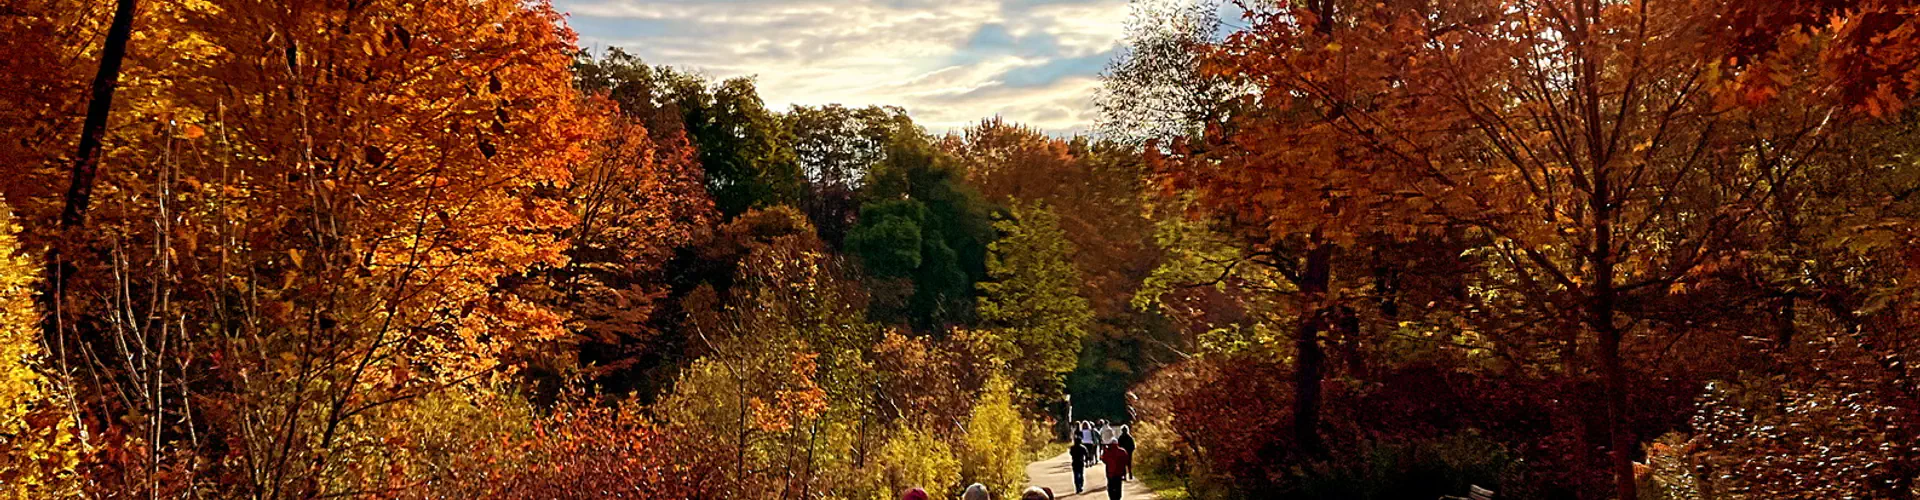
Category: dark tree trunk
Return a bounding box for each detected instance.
[1293,241,1334,458]
[60,0,139,229]
[45,0,139,360]
[1588,153,1637,500]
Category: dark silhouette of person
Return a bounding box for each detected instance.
[1069,428,1088,493]
[1101,440,1132,500]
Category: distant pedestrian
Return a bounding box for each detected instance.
[1068,428,1088,493]
[1117,426,1137,480]
[1078,422,1099,466]
[1101,440,1133,500]
[964,483,990,500]
[900,487,929,500]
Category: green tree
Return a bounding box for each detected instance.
[978,202,1092,404]
[850,130,995,332]
[786,105,917,245]
[572,49,802,219]
[845,200,928,279]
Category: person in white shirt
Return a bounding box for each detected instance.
[1078,422,1099,465]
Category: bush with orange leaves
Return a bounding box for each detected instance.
[435,395,724,500]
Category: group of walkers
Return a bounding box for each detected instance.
[1067,419,1135,499]
[891,418,1138,500]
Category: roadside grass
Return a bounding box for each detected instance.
[1138,469,1192,500]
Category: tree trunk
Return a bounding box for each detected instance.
[60,0,139,228]
[1594,308,1635,500]
[46,0,139,357]
[1293,241,1334,458]
[1571,0,1635,493]
[1589,175,1637,500]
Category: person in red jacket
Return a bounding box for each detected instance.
[1100,440,1132,500]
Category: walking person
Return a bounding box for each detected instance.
[1116,425,1137,480]
[900,488,929,500]
[1101,438,1132,500]
[1068,427,1089,494]
[1079,422,1099,466]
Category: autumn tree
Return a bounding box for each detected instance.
[0,0,603,495]
[1169,0,1920,497]
[504,95,713,397]
[1148,0,1430,457]
[570,50,802,220]
[959,376,1026,495]
[950,119,1174,419]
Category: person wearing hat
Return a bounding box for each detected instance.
[900,487,930,500]
[963,483,990,500]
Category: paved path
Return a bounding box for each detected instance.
[1025,450,1159,500]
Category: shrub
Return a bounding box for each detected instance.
[443,395,724,499]
[865,425,963,500]
[961,376,1026,495]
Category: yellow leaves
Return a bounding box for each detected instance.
[0,205,82,497]
[182,124,205,139]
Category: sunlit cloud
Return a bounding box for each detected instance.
[554,0,1131,134]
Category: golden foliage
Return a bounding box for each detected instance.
[0,205,82,498]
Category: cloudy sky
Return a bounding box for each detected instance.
[553,0,1134,134]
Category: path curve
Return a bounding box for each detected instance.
[1025,450,1159,500]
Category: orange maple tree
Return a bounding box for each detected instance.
[1170,0,1920,497]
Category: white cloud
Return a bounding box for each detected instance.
[555,0,1129,134]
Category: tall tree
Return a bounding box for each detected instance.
[681,77,804,218]
[572,50,803,219]
[0,0,599,494]
[1188,0,1920,495]
[851,128,996,332]
[949,120,1173,416]
[787,104,915,245]
[1098,0,1233,146]
[977,202,1093,404]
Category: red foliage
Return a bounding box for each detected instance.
[447,402,725,499]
